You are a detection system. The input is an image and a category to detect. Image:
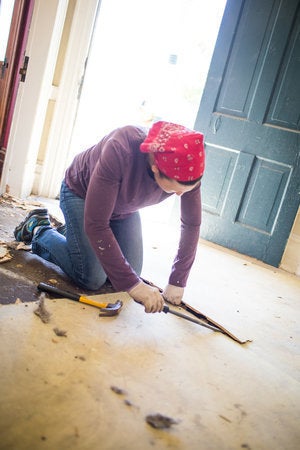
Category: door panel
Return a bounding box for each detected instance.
[236,158,291,233]
[266,14,300,130]
[195,0,300,266]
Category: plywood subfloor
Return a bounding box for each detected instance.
[0,196,299,449]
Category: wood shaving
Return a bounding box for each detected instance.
[0,193,43,209]
[16,242,32,251]
[0,243,12,263]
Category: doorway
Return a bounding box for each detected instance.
[69,0,226,158]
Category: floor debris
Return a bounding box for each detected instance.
[53,327,67,337]
[124,399,133,407]
[0,192,42,210]
[145,413,179,429]
[74,355,86,361]
[34,293,51,323]
[219,414,232,423]
[110,386,127,395]
[0,243,12,263]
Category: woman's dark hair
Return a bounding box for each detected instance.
[158,169,202,186]
[178,176,202,186]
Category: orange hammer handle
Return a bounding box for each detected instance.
[37,282,109,309]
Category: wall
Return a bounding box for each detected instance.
[281,207,300,276]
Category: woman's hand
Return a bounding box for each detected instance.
[129,281,164,313]
[163,284,184,305]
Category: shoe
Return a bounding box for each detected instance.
[14,208,50,244]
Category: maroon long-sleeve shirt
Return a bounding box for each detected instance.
[65,125,201,292]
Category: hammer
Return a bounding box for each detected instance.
[37,282,123,316]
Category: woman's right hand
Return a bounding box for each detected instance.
[128,281,164,313]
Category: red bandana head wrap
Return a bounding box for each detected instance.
[140,121,205,182]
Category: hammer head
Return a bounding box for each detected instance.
[99,300,123,316]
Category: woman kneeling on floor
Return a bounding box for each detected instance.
[14,121,205,314]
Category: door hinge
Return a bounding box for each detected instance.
[19,56,29,82]
[1,57,9,79]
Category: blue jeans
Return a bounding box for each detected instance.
[32,180,143,290]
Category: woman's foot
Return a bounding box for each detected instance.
[14,208,50,244]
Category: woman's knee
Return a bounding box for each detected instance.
[76,270,107,291]
[78,278,106,291]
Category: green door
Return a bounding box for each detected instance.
[195,0,300,266]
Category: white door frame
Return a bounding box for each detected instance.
[37,0,99,198]
[0,0,99,199]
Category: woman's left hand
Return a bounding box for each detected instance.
[163,284,184,305]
